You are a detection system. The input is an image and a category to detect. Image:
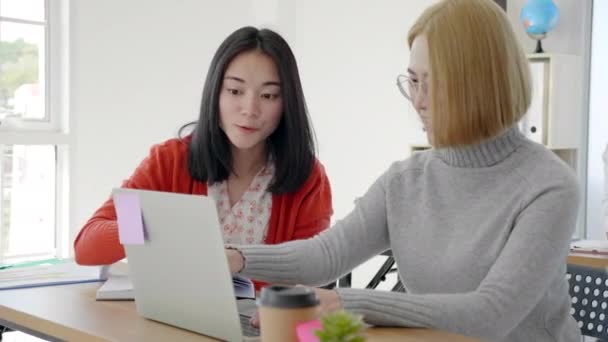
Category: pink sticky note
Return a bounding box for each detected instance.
[115,192,145,245]
[296,319,322,342]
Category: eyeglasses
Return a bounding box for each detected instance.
[396,74,429,102]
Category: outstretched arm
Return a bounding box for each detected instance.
[230,172,391,287]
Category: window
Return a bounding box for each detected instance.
[584,0,608,240]
[0,0,68,264]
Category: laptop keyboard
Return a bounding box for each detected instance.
[239,314,260,337]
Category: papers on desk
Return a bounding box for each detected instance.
[233,275,255,299]
[571,240,608,255]
[0,260,104,290]
[96,274,255,300]
[96,275,134,300]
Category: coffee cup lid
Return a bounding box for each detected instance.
[258,285,320,308]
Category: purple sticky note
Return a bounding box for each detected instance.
[115,192,145,245]
[296,319,322,342]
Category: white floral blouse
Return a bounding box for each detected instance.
[207,164,274,244]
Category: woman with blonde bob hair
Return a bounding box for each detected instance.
[226,0,581,340]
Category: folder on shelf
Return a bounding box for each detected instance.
[520,60,547,144]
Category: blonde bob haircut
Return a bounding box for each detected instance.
[408,0,531,147]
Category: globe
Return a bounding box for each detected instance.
[520,0,560,53]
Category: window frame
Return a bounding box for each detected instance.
[0,0,70,262]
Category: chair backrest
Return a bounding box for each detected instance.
[567,263,608,341]
[364,250,405,292]
[339,250,404,291]
[366,255,396,289]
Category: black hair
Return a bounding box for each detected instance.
[179,26,316,194]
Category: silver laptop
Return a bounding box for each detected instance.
[112,188,260,342]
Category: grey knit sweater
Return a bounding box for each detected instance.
[236,127,581,342]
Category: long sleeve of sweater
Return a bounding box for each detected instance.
[238,171,578,340]
[238,173,391,287]
[236,128,581,341]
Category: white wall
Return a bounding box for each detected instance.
[69,1,253,244]
[289,1,430,287]
[292,0,429,223]
[586,0,608,239]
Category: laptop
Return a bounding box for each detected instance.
[112,188,260,342]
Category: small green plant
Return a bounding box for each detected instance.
[314,310,366,342]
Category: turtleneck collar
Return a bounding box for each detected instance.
[434,126,525,168]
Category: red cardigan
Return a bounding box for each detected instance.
[74,138,333,288]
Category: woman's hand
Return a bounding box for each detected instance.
[314,287,343,313]
[225,248,244,274]
[250,287,343,328]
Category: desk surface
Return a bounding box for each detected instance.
[0,283,481,342]
[567,252,608,269]
[2,252,604,341]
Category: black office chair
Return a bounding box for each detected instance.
[320,280,337,290]
[0,326,12,341]
[567,263,608,341]
[339,250,404,292]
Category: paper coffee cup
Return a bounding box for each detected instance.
[258,285,320,342]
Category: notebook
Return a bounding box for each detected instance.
[96,274,134,300]
[0,260,104,291]
[96,274,255,301]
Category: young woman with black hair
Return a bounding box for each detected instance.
[74,27,333,290]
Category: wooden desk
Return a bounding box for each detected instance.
[568,252,608,269]
[0,283,480,342]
